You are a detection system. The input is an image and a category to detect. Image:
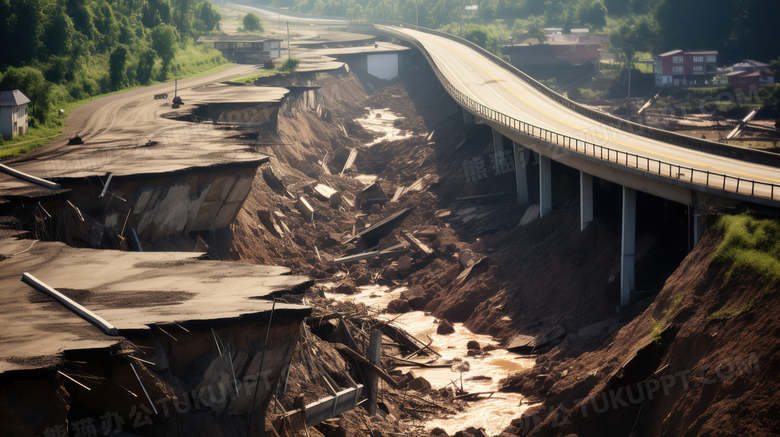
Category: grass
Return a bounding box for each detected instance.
[650,318,665,345]
[225,68,281,84]
[0,46,232,160]
[707,213,780,319]
[649,293,684,346]
[711,299,756,320]
[710,213,780,284]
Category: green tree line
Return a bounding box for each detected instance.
[0,0,225,129]
[255,0,779,65]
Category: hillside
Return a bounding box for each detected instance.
[500,213,780,436]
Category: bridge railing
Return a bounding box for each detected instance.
[373,23,780,203]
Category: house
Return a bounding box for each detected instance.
[653,50,718,87]
[726,70,761,93]
[730,59,775,87]
[197,35,284,64]
[543,28,563,35]
[544,32,611,64]
[464,5,478,15]
[0,89,30,139]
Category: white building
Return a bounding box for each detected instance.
[0,90,31,139]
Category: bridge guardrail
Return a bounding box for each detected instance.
[373,23,779,203]
[373,21,780,170]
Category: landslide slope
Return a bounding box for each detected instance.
[500,213,780,437]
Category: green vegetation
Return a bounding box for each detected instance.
[649,293,683,345]
[710,213,780,284]
[272,0,779,69]
[707,213,780,320]
[711,299,755,320]
[279,58,301,73]
[650,318,664,345]
[0,0,228,157]
[242,12,264,32]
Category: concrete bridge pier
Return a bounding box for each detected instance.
[693,208,706,246]
[463,108,474,125]
[580,171,593,230]
[621,186,636,308]
[513,141,529,205]
[492,128,504,161]
[540,153,552,217]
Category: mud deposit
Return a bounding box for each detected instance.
[327,286,535,435]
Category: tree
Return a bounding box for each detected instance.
[109,45,129,90]
[136,49,157,84]
[198,1,221,31]
[242,12,262,32]
[0,67,53,125]
[151,24,179,78]
[526,15,547,42]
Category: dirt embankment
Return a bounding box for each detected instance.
[498,225,780,437]
[211,59,639,349]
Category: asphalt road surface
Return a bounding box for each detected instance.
[394,28,780,201]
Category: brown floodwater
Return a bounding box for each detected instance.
[325,285,536,436]
[355,108,413,146]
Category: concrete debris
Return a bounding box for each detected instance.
[313,184,343,207]
[341,148,358,175]
[295,196,315,223]
[262,165,286,191]
[400,230,434,256]
[357,207,416,246]
[333,243,407,264]
[519,205,540,226]
[361,182,388,205]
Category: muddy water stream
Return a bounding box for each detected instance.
[355,108,414,146]
[325,285,536,436]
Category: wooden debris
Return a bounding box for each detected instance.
[391,186,406,202]
[400,231,434,256]
[332,344,399,388]
[333,243,407,264]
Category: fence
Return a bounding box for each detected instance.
[373,22,780,202]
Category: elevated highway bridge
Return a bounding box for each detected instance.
[365,23,780,307]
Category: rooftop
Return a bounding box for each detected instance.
[0,89,31,107]
[198,35,284,43]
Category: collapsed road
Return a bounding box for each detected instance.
[1,22,779,437]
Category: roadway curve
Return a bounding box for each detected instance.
[8,64,261,165]
[389,27,780,203]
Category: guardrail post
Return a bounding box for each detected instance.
[621,186,636,308]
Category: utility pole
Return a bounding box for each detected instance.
[415,0,418,26]
[287,21,290,60]
[277,0,281,29]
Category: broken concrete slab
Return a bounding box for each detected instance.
[400,230,434,256]
[313,184,343,207]
[357,207,416,246]
[296,196,315,222]
[519,205,540,226]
